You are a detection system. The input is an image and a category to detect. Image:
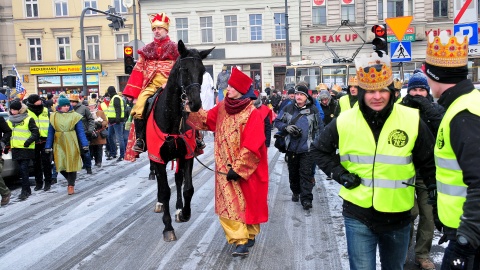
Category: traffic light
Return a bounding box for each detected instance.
[6,75,15,88]
[124,46,135,74]
[371,24,388,55]
[106,6,125,31]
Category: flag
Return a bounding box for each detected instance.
[12,65,27,100]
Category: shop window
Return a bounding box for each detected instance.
[84,0,98,15]
[28,38,42,62]
[26,0,38,18]
[58,37,71,61]
[250,14,262,41]
[176,18,189,44]
[434,0,448,18]
[341,4,355,23]
[86,35,100,60]
[274,13,286,40]
[116,34,129,59]
[225,15,237,42]
[200,16,213,43]
[55,0,68,17]
[114,0,128,13]
[312,6,326,25]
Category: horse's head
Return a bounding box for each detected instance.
[176,40,214,112]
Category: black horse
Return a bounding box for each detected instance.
[147,40,214,242]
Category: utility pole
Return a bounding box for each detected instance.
[285,0,290,66]
[133,1,138,57]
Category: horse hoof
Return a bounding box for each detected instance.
[154,202,164,213]
[163,230,177,242]
[175,209,191,223]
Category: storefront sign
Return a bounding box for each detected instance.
[30,64,102,75]
[387,27,416,42]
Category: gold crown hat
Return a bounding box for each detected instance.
[348,76,359,86]
[393,78,403,90]
[317,83,328,90]
[355,52,393,91]
[331,84,343,92]
[425,30,468,67]
[149,13,170,31]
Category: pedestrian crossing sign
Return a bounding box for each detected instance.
[390,41,412,62]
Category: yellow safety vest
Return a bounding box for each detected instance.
[106,96,125,119]
[7,116,35,149]
[339,95,358,113]
[337,104,419,212]
[435,89,480,228]
[28,107,49,137]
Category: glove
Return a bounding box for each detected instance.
[81,146,89,154]
[44,148,52,154]
[426,184,444,232]
[23,141,31,148]
[339,173,361,189]
[448,240,477,270]
[285,125,299,134]
[400,94,419,109]
[226,168,241,181]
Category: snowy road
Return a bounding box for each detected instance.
[0,135,446,270]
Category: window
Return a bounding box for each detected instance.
[176,18,189,44]
[28,38,42,62]
[58,37,71,61]
[84,0,98,15]
[55,0,68,16]
[312,6,326,25]
[274,13,286,40]
[387,0,404,18]
[249,14,262,41]
[378,0,384,20]
[116,34,129,59]
[114,0,128,13]
[342,5,355,23]
[225,15,237,42]
[86,35,100,60]
[433,0,448,17]
[26,0,38,18]
[200,16,213,43]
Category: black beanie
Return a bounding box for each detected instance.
[27,94,41,104]
[10,100,22,110]
[424,62,468,84]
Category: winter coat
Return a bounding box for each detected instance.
[90,109,108,146]
[72,103,95,135]
[45,108,88,173]
[0,117,12,154]
[7,105,39,161]
[320,99,339,126]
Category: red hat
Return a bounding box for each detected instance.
[228,67,253,95]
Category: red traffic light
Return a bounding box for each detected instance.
[371,25,385,36]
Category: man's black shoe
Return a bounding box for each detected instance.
[292,193,299,202]
[232,244,249,257]
[245,238,255,248]
[302,201,313,210]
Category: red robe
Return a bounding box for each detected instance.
[188,102,269,224]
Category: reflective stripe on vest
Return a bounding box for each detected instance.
[106,96,125,118]
[7,116,35,149]
[28,107,49,137]
[337,104,419,212]
[339,95,358,113]
[435,89,480,228]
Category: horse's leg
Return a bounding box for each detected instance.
[177,158,194,223]
[149,161,156,180]
[152,160,164,213]
[155,162,176,241]
[174,159,184,215]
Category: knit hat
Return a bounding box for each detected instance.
[10,100,22,110]
[58,96,71,107]
[228,67,253,94]
[319,90,331,101]
[287,88,295,95]
[27,94,41,104]
[407,72,430,93]
[295,85,309,97]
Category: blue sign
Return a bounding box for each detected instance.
[390,41,412,62]
[454,22,478,45]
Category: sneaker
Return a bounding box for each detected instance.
[302,201,313,210]
[415,257,435,270]
[67,185,74,195]
[116,157,124,162]
[1,192,11,206]
[245,238,255,248]
[291,193,299,202]
[232,244,249,257]
[86,168,92,174]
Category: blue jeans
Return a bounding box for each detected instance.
[81,150,92,169]
[17,159,31,190]
[108,122,125,158]
[344,216,410,270]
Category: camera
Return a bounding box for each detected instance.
[291,127,302,138]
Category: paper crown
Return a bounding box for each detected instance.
[393,78,403,90]
[331,84,342,92]
[316,83,328,90]
[355,52,393,91]
[426,30,468,68]
[149,13,170,31]
[69,94,80,102]
[348,76,359,86]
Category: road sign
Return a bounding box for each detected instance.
[454,22,478,45]
[385,16,413,42]
[390,41,411,62]
[387,27,416,42]
[454,0,477,24]
[124,46,133,55]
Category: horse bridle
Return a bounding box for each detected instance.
[178,56,203,108]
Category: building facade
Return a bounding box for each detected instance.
[0,0,16,79]
[10,0,139,98]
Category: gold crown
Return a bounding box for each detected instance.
[317,83,328,90]
[348,76,359,86]
[393,78,403,90]
[355,52,393,91]
[149,13,170,31]
[426,30,468,67]
[331,84,342,92]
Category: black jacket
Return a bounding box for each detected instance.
[312,88,436,233]
[437,79,480,249]
[320,99,339,126]
[0,117,12,154]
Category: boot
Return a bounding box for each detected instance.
[67,185,74,195]
[34,182,43,191]
[18,190,29,200]
[132,118,146,153]
[1,192,11,206]
[86,167,92,174]
[43,182,51,191]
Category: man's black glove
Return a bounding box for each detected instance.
[339,173,361,189]
[81,146,89,155]
[448,240,477,270]
[226,168,241,181]
[401,94,420,109]
[23,141,31,148]
[285,125,299,134]
[427,184,444,232]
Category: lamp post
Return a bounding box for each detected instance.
[285,0,290,66]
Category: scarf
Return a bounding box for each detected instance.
[28,104,44,116]
[224,96,251,115]
[9,113,29,124]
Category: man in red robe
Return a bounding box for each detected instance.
[188,67,269,258]
[122,12,179,153]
